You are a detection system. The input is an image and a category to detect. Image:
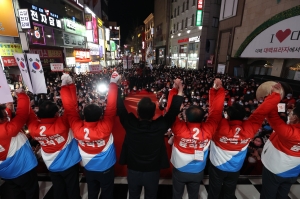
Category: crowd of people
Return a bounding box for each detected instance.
[0,64,299,199]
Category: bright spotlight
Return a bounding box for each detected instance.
[98,84,108,93]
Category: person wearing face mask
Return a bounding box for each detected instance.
[167,78,225,199]
[282,93,296,109]
[260,101,300,199]
[208,83,282,199]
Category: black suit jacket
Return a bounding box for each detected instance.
[117,92,183,172]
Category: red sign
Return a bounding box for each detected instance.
[29,48,64,65]
[75,50,90,63]
[178,38,189,43]
[197,0,203,10]
[2,56,17,67]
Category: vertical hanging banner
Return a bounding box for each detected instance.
[26,54,47,94]
[14,53,34,93]
[0,64,13,103]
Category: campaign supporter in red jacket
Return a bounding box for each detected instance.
[0,90,39,199]
[27,100,81,199]
[167,79,225,199]
[260,96,300,199]
[208,84,282,199]
[61,72,120,199]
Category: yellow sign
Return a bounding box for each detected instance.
[0,0,19,37]
[97,17,103,27]
[0,43,22,56]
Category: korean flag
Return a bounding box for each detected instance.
[26,54,47,94]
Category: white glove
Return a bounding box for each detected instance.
[15,88,24,94]
[61,73,73,86]
[110,71,120,84]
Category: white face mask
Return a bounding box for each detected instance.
[224,113,228,119]
[185,100,188,102]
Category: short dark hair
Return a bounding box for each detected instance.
[37,101,59,118]
[84,104,103,122]
[185,106,205,123]
[226,103,245,121]
[137,97,156,120]
[0,104,6,120]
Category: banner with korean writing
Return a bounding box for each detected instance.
[29,48,64,65]
[240,16,300,58]
[26,54,47,94]
[88,65,102,73]
[14,53,34,93]
[0,43,22,57]
[0,62,13,103]
[50,63,64,72]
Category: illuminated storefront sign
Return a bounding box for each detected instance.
[63,18,86,36]
[28,4,62,29]
[196,10,203,26]
[189,36,200,42]
[19,9,31,29]
[195,0,203,27]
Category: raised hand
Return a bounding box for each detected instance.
[110,71,121,84]
[61,73,73,86]
[271,83,282,94]
[213,78,222,90]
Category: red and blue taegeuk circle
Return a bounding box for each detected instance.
[32,62,40,70]
[20,61,25,68]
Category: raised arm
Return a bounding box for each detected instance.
[117,87,129,126]
[61,83,83,132]
[163,79,184,128]
[98,71,120,132]
[247,93,281,134]
[203,79,225,136]
[5,92,30,136]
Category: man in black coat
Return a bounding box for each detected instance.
[117,79,184,199]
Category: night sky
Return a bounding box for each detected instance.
[108,0,154,46]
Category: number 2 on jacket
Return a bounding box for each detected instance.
[40,126,46,136]
[234,127,241,138]
[193,128,200,140]
[84,128,90,140]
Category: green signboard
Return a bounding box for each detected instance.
[196,10,203,26]
[110,41,116,51]
[63,18,86,37]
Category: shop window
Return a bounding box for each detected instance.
[220,0,238,21]
[63,3,83,23]
[191,14,195,26]
[212,17,219,28]
[185,17,188,28]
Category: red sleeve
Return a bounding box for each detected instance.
[246,93,281,135]
[26,108,40,133]
[61,84,84,134]
[267,102,300,141]
[97,83,118,133]
[166,87,178,112]
[203,88,225,137]
[5,108,12,119]
[4,93,30,137]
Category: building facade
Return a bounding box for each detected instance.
[144,13,155,63]
[154,0,171,65]
[169,0,221,69]
[215,0,300,79]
